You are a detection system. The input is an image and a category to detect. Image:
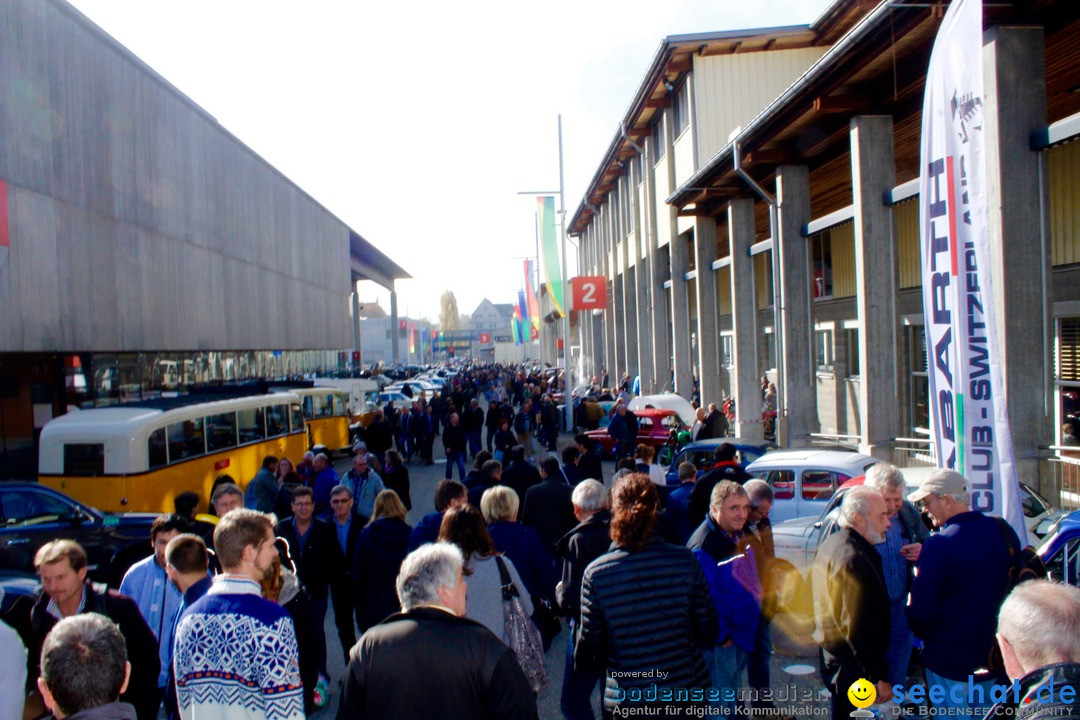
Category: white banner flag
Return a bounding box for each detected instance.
[919,0,1026,539]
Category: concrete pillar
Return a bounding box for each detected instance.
[351,287,363,369]
[620,234,635,382]
[670,231,693,398]
[648,202,671,396]
[983,26,1052,491]
[728,199,763,440]
[694,217,721,407]
[851,115,900,460]
[776,166,815,446]
[602,207,616,388]
[389,290,400,364]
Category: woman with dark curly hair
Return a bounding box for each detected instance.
[575,473,718,717]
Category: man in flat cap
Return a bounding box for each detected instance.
[907,469,1021,718]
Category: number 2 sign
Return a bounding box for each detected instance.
[570,276,607,311]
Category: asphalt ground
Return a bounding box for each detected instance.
[317,429,834,719]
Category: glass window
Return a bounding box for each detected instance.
[802,470,847,501]
[650,116,666,164]
[811,233,833,299]
[911,327,930,433]
[1057,317,1080,448]
[761,469,795,500]
[148,428,167,470]
[205,413,237,452]
[0,489,76,524]
[168,419,205,460]
[846,329,860,377]
[816,330,834,373]
[266,405,289,437]
[313,394,334,418]
[332,393,346,417]
[238,407,266,445]
[673,82,690,137]
[721,335,734,369]
[1044,538,1080,586]
[290,404,305,433]
[63,444,104,476]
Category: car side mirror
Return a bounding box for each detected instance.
[813,521,823,529]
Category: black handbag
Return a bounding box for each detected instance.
[530,594,562,651]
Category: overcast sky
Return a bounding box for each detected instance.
[67,0,833,322]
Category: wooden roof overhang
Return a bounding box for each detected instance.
[669,0,1080,239]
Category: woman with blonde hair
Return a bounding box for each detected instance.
[634,443,666,487]
[482,486,557,610]
[350,489,412,631]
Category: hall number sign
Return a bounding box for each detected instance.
[570,276,607,311]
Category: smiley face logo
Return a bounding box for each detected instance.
[847,678,876,709]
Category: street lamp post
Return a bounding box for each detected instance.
[517,114,573,433]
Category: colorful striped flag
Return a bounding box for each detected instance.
[524,259,541,333]
[537,196,564,317]
[409,323,415,355]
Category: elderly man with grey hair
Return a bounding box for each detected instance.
[338,543,537,720]
[982,580,1080,718]
[863,463,931,688]
[812,486,892,718]
[554,479,610,720]
[907,469,1022,717]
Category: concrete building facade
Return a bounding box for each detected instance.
[0,0,408,476]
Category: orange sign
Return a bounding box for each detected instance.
[570,276,606,310]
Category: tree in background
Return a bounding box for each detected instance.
[439,291,460,331]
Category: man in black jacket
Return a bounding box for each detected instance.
[812,486,892,718]
[687,443,752,528]
[275,486,346,677]
[521,456,578,554]
[30,541,160,720]
[38,613,135,720]
[554,479,610,720]
[339,542,537,720]
[329,484,368,661]
[364,409,393,461]
[484,400,504,452]
[462,398,486,459]
[501,445,542,502]
[442,412,468,481]
[574,433,604,483]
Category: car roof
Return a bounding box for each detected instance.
[679,439,772,452]
[747,448,877,471]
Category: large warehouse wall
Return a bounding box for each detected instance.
[0,0,353,352]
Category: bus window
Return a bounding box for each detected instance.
[266,405,288,437]
[310,394,332,419]
[64,444,105,476]
[238,407,266,445]
[289,404,304,433]
[168,419,205,460]
[332,393,345,417]
[148,428,168,470]
[302,396,313,419]
[206,413,238,452]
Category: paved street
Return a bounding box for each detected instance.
[317,435,832,719]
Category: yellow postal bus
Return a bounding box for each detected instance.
[39,389,307,513]
[285,387,353,454]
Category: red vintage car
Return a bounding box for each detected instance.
[584,408,685,459]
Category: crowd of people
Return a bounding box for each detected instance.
[4,362,1080,720]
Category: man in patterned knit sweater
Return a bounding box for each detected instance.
[174,509,303,720]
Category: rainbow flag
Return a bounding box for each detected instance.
[537,196,564,317]
[524,259,541,333]
[409,323,415,354]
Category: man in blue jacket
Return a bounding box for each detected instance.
[687,481,761,716]
[907,469,1021,718]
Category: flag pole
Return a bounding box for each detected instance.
[558,114,572,432]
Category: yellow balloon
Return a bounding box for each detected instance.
[847,678,877,709]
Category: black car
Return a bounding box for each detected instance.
[0,483,156,587]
